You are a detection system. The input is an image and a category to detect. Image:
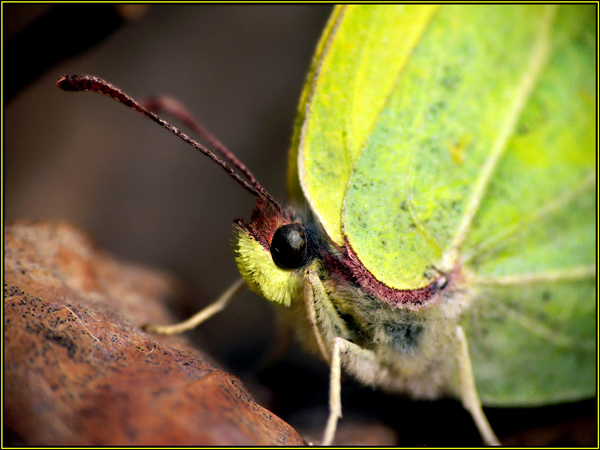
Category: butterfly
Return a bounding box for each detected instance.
[58,4,595,445]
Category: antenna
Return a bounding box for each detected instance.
[57,75,283,213]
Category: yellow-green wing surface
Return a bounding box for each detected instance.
[296,5,595,404]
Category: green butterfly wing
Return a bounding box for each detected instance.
[293,5,595,404]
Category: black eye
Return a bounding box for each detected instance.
[271,223,309,270]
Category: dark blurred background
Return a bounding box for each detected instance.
[4,4,595,446]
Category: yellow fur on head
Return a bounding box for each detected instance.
[234,228,303,307]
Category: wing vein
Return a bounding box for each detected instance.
[443,5,558,270]
[465,171,596,265]
[473,265,596,286]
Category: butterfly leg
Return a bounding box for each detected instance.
[143,278,245,335]
[304,269,377,445]
[304,268,353,362]
[454,325,500,446]
[325,336,392,445]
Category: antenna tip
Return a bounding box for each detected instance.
[57,74,95,92]
[57,75,79,91]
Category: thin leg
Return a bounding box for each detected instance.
[304,269,332,362]
[454,326,500,446]
[304,269,353,363]
[322,337,343,446]
[321,337,384,446]
[143,278,245,335]
[303,270,375,445]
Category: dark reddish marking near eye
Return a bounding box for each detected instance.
[235,196,295,251]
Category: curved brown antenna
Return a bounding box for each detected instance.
[141,95,265,198]
[57,75,283,213]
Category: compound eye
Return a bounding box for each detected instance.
[270,223,308,270]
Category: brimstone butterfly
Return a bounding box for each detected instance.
[57,4,595,445]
